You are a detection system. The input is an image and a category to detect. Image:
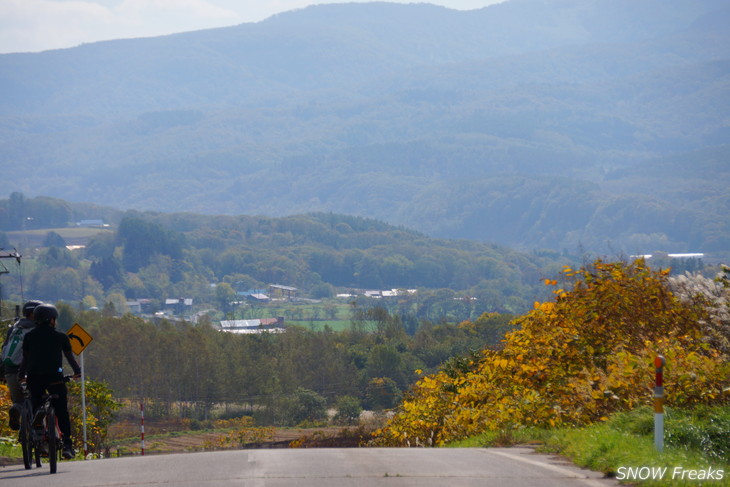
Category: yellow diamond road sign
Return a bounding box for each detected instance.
[67,323,93,355]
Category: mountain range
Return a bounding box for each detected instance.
[1,0,728,255]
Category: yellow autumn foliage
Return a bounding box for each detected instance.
[375,259,730,446]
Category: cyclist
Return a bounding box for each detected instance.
[19,304,81,459]
[1,300,42,430]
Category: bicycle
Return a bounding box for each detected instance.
[19,376,73,474]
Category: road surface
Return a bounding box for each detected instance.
[0,446,620,486]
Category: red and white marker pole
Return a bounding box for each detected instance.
[654,355,665,453]
[140,401,145,456]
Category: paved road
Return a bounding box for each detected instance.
[0,447,620,486]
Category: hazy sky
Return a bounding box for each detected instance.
[0,0,506,54]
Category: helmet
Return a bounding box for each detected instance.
[34,304,58,325]
[22,300,43,317]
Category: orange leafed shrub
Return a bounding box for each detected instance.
[0,384,12,437]
[375,260,730,446]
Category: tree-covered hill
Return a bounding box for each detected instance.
[0,0,728,254]
[0,193,580,317]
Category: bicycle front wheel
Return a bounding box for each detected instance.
[47,408,58,474]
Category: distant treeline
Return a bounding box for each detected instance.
[51,305,515,424]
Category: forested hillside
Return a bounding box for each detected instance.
[0,193,581,320]
[0,0,728,254]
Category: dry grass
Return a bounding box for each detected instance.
[107,418,374,456]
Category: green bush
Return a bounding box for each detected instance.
[334,396,363,425]
[259,388,329,427]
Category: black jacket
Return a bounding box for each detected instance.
[20,324,81,378]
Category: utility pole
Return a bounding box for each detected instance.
[0,249,22,318]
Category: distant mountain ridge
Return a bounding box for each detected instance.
[0,0,728,255]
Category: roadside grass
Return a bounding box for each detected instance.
[448,405,730,486]
[0,437,19,459]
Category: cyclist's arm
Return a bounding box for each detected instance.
[59,332,81,378]
[63,348,81,378]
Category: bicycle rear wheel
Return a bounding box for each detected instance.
[19,404,33,469]
[47,407,58,474]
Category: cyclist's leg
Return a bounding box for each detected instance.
[5,371,23,430]
[26,376,49,456]
[5,370,24,403]
[48,381,74,457]
[26,376,46,426]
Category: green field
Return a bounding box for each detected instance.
[238,302,377,332]
[288,320,361,332]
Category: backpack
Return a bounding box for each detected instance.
[1,323,31,367]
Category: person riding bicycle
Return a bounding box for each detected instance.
[18,304,81,460]
[1,300,42,430]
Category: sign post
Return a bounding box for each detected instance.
[80,351,87,456]
[141,402,145,456]
[67,323,93,457]
[654,355,665,453]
